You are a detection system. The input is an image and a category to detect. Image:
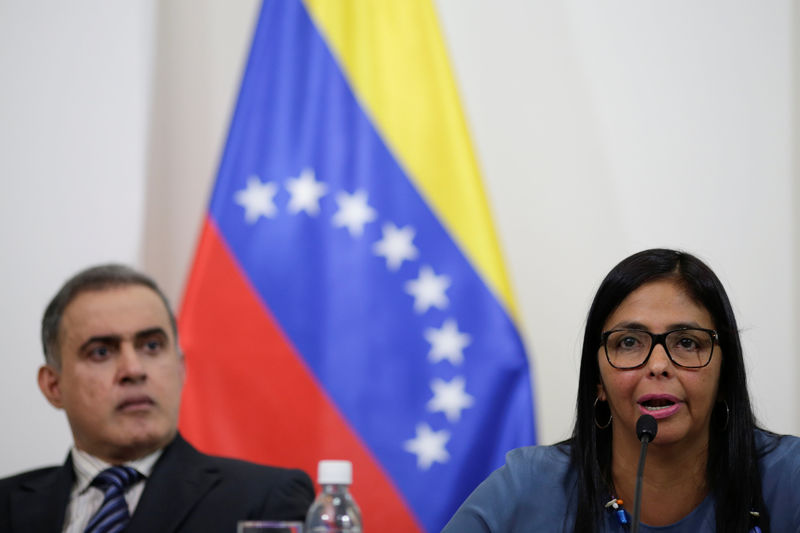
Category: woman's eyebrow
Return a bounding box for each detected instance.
[607,320,706,331]
[607,321,648,330]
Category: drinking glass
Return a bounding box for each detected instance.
[237,520,303,533]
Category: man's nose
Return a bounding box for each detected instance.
[117,343,146,382]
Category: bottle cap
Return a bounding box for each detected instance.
[317,460,353,485]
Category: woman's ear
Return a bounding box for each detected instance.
[596,382,607,402]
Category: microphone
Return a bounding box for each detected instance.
[636,414,658,443]
[630,414,658,533]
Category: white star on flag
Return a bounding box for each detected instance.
[332,189,377,237]
[427,376,475,422]
[286,168,327,216]
[403,423,450,470]
[234,176,278,223]
[424,318,471,365]
[405,265,450,313]
[373,222,419,271]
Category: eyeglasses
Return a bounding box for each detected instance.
[600,327,718,369]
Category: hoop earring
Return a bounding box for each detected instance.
[594,397,612,429]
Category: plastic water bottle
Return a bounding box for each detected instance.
[305,460,363,532]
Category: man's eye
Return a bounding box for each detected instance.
[143,339,165,353]
[88,346,111,359]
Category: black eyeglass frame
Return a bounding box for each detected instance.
[600,327,719,370]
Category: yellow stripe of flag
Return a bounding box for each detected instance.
[303,0,519,320]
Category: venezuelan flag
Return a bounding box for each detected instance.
[178,1,535,531]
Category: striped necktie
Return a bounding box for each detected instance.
[84,465,142,533]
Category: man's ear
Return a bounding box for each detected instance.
[38,364,64,409]
[178,349,186,384]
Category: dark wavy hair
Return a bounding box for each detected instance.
[569,249,768,532]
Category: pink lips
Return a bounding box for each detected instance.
[117,395,155,412]
[637,393,681,419]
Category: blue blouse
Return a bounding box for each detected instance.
[442,430,800,532]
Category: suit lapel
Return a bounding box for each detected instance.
[10,456,73,532]
[127,434,221,533]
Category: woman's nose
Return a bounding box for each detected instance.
[646,342,672,376]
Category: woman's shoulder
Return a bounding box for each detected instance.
[504,442,572,473]
[498,441,576,493]
[441,442,576,533]
[754,428,800,530]
[755,428,800,468]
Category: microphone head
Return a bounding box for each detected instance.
[636,414,658,442]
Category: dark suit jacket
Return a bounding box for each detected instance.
[0,433,315,532]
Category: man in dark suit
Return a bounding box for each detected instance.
[0,264,314,532]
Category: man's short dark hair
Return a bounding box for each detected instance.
[41,264,178,367]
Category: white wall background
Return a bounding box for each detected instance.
[0,0,797,478]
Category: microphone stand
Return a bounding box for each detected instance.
[631,414,657,533]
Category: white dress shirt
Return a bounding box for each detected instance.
[62,447,162,533]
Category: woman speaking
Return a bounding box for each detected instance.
[443,249,800,532]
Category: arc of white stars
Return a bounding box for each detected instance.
[286,168,327,216]
[373,222,419,271]
[427,376,475,422]
[234,176,278,223]
[425,318,471,365]
[404,265,450,313]
[332,189,377,237]
[403,423,451,470]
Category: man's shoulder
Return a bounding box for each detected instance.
[198,450,312,486]
[0,463,69,530]
[140,434,315,525]
[164,434,314,497]
[0,465,63,493]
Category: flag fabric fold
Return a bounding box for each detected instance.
[178,1,536,531]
